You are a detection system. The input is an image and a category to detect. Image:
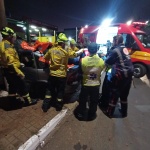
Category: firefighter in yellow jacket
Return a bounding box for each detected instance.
[70,39,79,52]
[75,42,105,121]
[68,39,80,65]
[42,33,83,112]
[0,27,37,108]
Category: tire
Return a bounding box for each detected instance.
[133,63,147,78]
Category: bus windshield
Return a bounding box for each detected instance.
[135,33,150,48]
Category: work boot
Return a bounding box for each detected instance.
[88,112,97,121]
[23,95,37,106]
[55,99,63,111]
[74,106,88,121]
[42,98,51,112]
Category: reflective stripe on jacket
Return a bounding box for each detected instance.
[44,45,77,77]
[0,40,24,76]
[81,54,105,86]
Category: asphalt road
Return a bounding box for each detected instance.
[36,76,150,150]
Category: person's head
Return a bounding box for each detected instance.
[0,27,16,44]
[112,35,117,46]
[57,33,68,49]
[70,39,76,48]
[116,34,124,45]
[88,42,98,55]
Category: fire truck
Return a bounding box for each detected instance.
[78,22,150,78]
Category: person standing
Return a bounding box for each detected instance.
[42,33,83,112]
[105,34,134,118]
[68,39,79,65]
[75,42,105,121]
[99,35,118,110]
[0,27,37,108]
[70,39,79,52]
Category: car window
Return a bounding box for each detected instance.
[122,33,135,48]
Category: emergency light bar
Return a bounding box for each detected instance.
[132,22,147,25]
[131,22,147,29]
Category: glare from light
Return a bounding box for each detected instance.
[29,30,32,33]
[35,29,39,32]
[85,25,88,28]
[30,25,37,29]
[42,28,47,31]
[80,28,84,33]
[23,27,26,30]
[145,20,149,24]
[17,24,24,27]
[126,20,132,25]
[68,37,72,41]
[101,18,113,27]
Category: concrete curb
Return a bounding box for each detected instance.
[18,109,68,150]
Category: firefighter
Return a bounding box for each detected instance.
[42,33,83,112]
[68,39,79,65]
[0,27,37,108]
[105,34,134,118]
[70,39,79,52]
[75,42,105,121]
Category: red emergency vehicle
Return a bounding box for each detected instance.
[79,22,150,78]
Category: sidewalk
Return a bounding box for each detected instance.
[0,87,79,150]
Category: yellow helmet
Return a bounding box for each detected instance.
[57,33,68,43]
[70,39,76,45]
[1,27,15,36]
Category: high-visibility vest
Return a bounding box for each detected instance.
[81,54,104,86]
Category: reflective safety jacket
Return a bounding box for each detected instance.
[0,40,24,77]
[44,45,77,77]
[81,54,105,86]
[69,46,79,52]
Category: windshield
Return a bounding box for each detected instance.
[135,33,150,48]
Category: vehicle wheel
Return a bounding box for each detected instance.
[133,63,147,78]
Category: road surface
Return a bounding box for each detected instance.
[37,76,150,150]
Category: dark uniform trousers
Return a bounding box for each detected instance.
[47,75,67,102]
[78,85,99,115]
[107,76,132,117]
[3,68,28,96]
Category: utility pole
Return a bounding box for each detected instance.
[0,0,7,29]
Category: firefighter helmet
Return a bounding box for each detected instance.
[57,33,68,43]
[1,27,15,36]
[88,42,98,54]
[70,39,76,45]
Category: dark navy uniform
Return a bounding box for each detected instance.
[105,44,134,117]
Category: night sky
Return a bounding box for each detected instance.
[4,0,150,31]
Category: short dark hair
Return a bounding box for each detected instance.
[117,34,123,44]
[113,35,117,41]
[88,42,97,54]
